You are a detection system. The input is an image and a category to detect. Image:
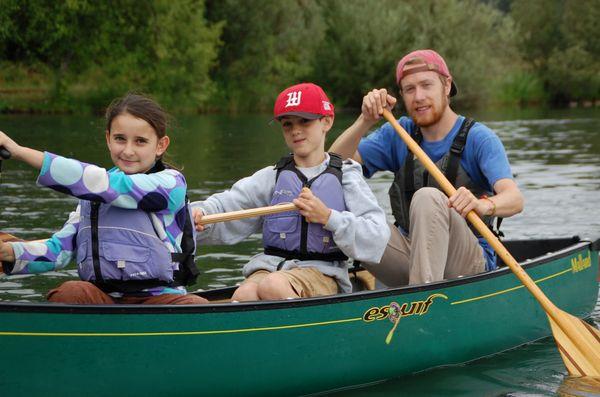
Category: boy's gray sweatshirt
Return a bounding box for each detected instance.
[191,155,389,293]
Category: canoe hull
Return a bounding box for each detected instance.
[0,239,598,396]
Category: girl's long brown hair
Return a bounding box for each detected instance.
[105,93,179,169]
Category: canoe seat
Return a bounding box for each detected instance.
[349,269,376,291]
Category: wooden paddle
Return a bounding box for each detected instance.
[0,203,298,273]
[0,204,298,242]
[382,109,600,376]
[0,231,23,243]
[198,203,297,225]
[0,147,11,272]
[0,146,10,181]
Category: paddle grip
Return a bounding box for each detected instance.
[0,146,10,160]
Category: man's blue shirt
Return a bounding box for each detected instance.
[357,115,514,270]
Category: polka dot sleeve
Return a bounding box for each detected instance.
[7,206,81,274]
[37,152,186,214]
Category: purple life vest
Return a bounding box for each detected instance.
[76,200,176,292]
[75,161,199,294]
[263,153,348,262]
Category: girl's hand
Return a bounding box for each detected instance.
[0,131,44,169]
[448,186,488,217]
[293,187,332,225]
[0,240,15,264]
[192,208,206,232]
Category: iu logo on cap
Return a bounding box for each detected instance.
[285,91,302,107]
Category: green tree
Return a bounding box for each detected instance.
[311,0,411,108]
[313,0,520,108]
[545,0,600,102]
[82,0,223,111]
[511,0,599,103]
[0,0,116,101]
[206,0,325,112]
[0,0,222,111]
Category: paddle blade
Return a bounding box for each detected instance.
[548,313,600,377]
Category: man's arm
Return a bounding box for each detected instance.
[329,89,397,162]
[487,178,524,218]
[328,115,368,163]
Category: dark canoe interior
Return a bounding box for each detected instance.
[0,236,595,310]
[498,236,584,265]
[197,236,597,303]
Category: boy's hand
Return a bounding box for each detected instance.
[361,89,397,124]
[192,208,206,232]
[293,187,332,225]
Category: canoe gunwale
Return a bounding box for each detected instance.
[592,237,600,251]
[0,237,595,315]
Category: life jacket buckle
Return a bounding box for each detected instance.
[450,142,464,155]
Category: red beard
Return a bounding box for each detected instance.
[408,89,449,128]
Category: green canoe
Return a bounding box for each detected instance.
[0,236,598,397]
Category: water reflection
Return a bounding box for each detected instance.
[558,377,600,397]
[0,108,599,395]
[1,109,599,300]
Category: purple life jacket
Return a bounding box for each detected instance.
[263,153,348,262]
[75,161,199,294]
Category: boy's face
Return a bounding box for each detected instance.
[279,115,333,161]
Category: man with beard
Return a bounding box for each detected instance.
[330,49,524,286]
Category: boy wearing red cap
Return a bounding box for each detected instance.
[331,49,524,286]
[192,83,388,301]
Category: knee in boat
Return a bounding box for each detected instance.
[57,280,89,295]
[411,187,446,210]
[48,280,92,303]
[257,272,295,300]
[231,282,258,302]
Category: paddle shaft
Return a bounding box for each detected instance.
[382,109,600,365]
[198,203,297,225]
[0,147,9,160]
[0,146,9,180]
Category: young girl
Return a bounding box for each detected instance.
[0,93,208,305]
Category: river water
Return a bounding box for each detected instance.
[0,107,599,396]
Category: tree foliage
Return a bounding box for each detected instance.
[311,0,411,108]
[0,0,222,111]
[0,0,597,113]
[205,0,325,112]
[511,0,600,103]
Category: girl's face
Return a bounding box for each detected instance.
[106,113,169,174]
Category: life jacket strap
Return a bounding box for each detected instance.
[445,117,474,187]
[264,246,348,262]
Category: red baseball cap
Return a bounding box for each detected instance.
[396,49,457,97]
[273,83,334,120]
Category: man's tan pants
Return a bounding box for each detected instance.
[363,187,486,286]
